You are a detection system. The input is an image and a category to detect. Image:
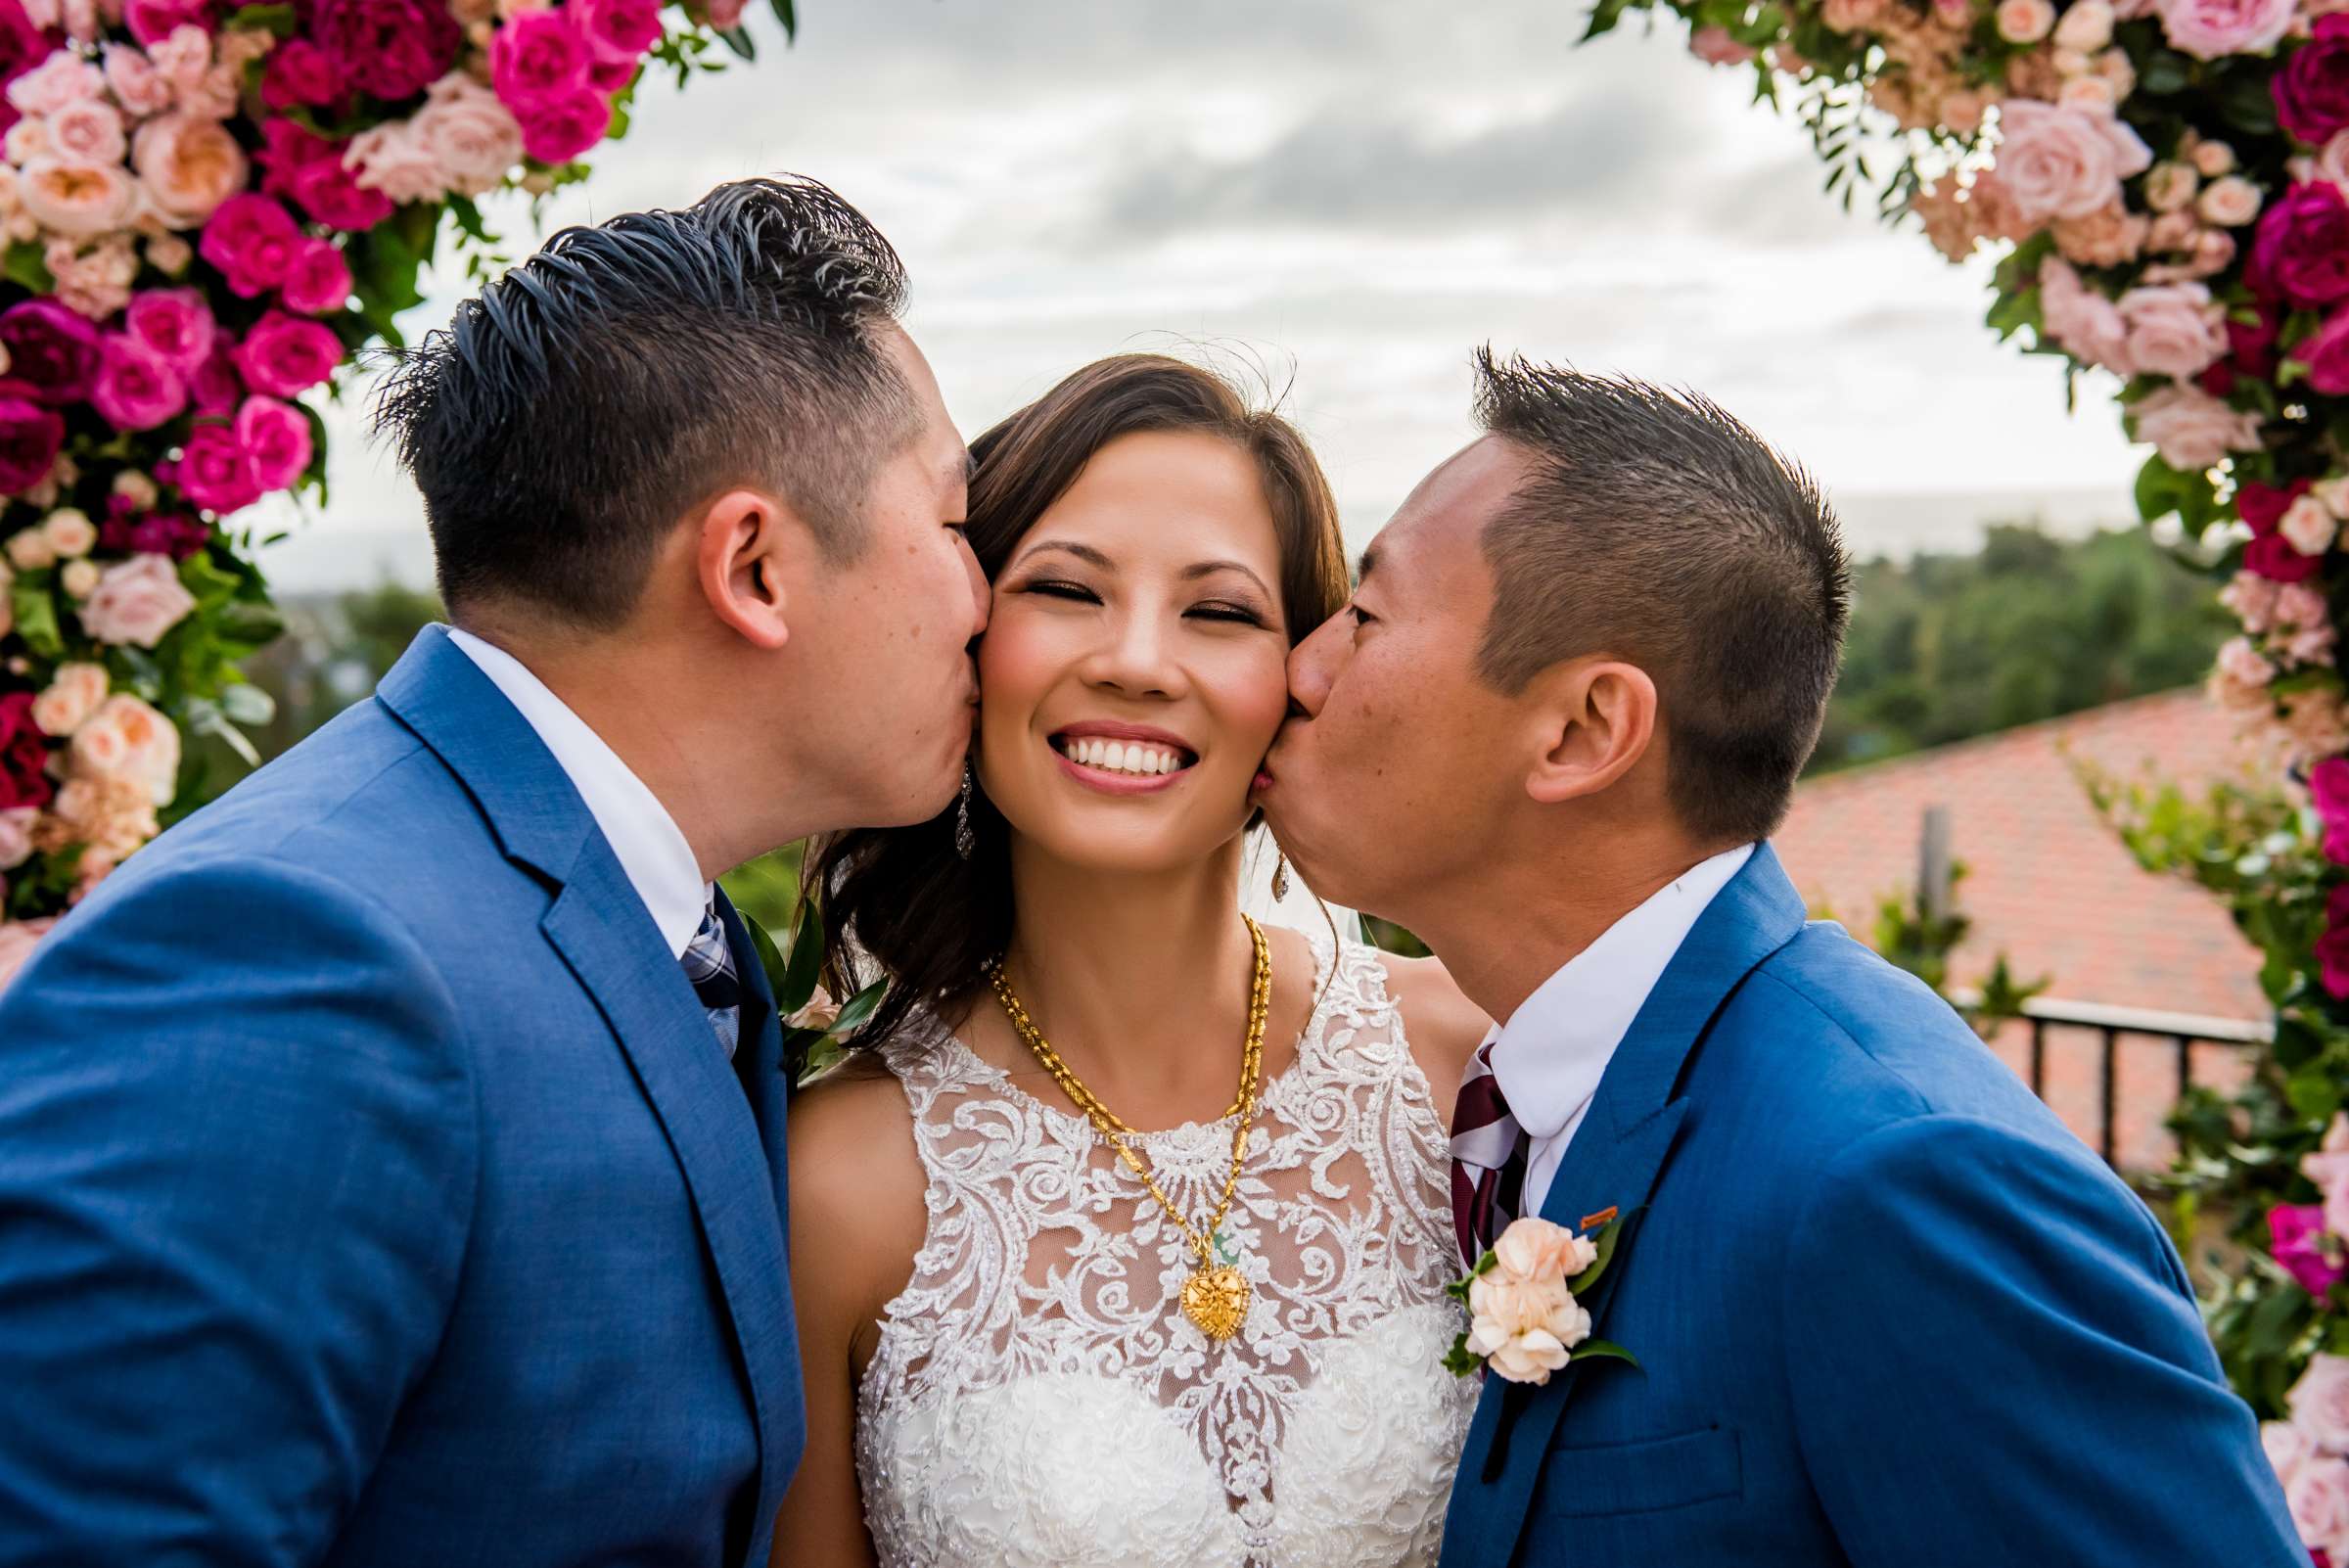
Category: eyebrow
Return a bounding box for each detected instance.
[944,450,974,491]
[1012,541,1274,599]
[1355,544,1379,584]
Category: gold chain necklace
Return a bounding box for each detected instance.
[987,915,1270,1341]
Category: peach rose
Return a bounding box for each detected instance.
[1997,0,2056,38]
[1464,1269,1592,1384]
[2057,73,2118,112]
[2218,635,2277,686]
[69,692,179,806]
[785,985,842,1032]
[48,98,123,165]
[2116,281,2227,378]
[1821,0,1888,31]
[2194,137,2238,176]
[2053,203,2148,264]
[0,916,57,995]
[2055,0,2117,46]
[31,661,109,738]
[2198,173,2262,226]
[2144,161,2200,212]
[76,552,195,650]
[18,159,135,240]
[1995,100,2154,223]
[5,527,55,572]
[103,42,174,118]
[47,771,159,861]
[2128,383,2263,468]
[2285,493,2340,557]
[133,112,250,227]
[59,557,96,598]
[1493,1215,1600,1282]
[5,116,52,163]
[41,507,93,558]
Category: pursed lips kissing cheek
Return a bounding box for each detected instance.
[1048,721,1200,795]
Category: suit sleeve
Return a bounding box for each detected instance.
[1783,1114,2303,1568]
[0,856,478,1567]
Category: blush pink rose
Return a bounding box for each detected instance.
[235,394,311,490]
[30,660,109,738]
[2305,1115,2349,1237]
[76,552,194,648]
[515,88,610,164]
[0,917,57,995]
[2127,383,2262,468]
[701,0,749,25]
[1689,23,1756,63]
[228,309,342,398]
[131,110,249,227]
[0,805,32,872]
[124,287,214,372]
[7,52,102,117]
[48,98,123,164]
[101,43,175,118]
[2199,174,2263,226]
[2271,1419,2322,1489]
[1492,1216,1600,1283]
[198,193,301,299]
[2291,1457,2349,1559]
[92,331,187,432]
[2295,1355,2349,1454]
[18,159,135,239]
[2217,634,2276,686]
[2037,256,2134,371]
[1996,0,2056,40]
[279,238,350,316]
[2157,0,2293,58]
[2116,282,2228,378]
[172,419,257,512]
[490,9,592,108]
[1996,100,2155,223]
[412,71,524,196]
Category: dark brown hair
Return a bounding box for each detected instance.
[1469,348,1849,844]
[809,354,1348,1051]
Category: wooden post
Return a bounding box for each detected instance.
[1919,805,1954,925]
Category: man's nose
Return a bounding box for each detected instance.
[1286,618,1338,717]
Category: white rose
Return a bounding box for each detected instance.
[59,557,97,598]
[2285,494,2340,558]
[2054,0,2116,48]
[2198,174,2263,227]
[76,553,195,650]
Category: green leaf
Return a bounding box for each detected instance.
[826,977,887,1037]
[1568,1210,1633,1295]
[767,0,798,39]
[744,910,792,1000]
[720,24,755,59]
[11,576,61,658]
[3,242,52,294]
[775,898,825,1016]
[1568,1338,1640,1368]
[1443,1332,1482,1377]
[2138,49,2191,96]
[223,2,298,34]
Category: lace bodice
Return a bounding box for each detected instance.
[853,935,1476,1568]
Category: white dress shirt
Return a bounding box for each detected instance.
[448,626,710,959]
[1486,843,1756,1217]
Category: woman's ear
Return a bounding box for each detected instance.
[696,488,797,650]
[1523,657,1659,805]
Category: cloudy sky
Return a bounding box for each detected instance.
[258,0,2147,591]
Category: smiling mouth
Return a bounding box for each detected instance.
[1049,733,1199,779]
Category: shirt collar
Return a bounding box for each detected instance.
[1488,843,1756,1139]
[447,626,711,959]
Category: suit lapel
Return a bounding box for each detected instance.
[379,627,797,1563]
[1441,846,1808,1567]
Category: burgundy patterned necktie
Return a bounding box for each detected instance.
[1451,1040,1532,1268]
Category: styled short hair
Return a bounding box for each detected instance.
[372,175,915,627]
[1469,349,1850,844]
[812,354,1350,1055]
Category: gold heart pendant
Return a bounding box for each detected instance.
[1180,1266,1251,1341]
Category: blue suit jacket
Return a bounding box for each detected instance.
[1438,845,2299,1568]
[0,625,803,1568]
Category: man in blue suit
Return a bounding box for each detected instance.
[0,176,989,1568]
[1263,351,2303,1565]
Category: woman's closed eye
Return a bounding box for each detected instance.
[1018,580,1270,629]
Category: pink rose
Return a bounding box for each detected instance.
[259,38,343,111]
[2296,1354,2349,1454]
[1689,23,1756,63]
[2127,383,2262,468]
[48,98,122,163]
[235,393,310,490]
[0,805,31,872]
[1996,100,2154,223]
[131,110,249,227]
[1996,0,2056,40]
[2222,570,2283,631]
[574,0,662,63]
[172,419,257,512]
[76,551,194,648]
[198,194,301,299]
[0,917,56,996]
[121,0,210,47]
[515,88,610,164]
[2306,1118,2349,1235]
[1492,1216,1600,1283]
[2198,173,2263,227]
[258,120,392,232]
[2280,15,2349,146]
[2271,1420,2322,1489]
[490,10,592,108]
[2144,161,2200,212]
[101,43,174,118]
[30,660,108,737]
[124,287,214,372]
[2037,256,2134,372]
[70,691,178,805]
[279,238,350,317]
[2116,282,2227,378]
[2274,1203,2349,1297]
[2218,634,2277,686]
[92,331,187,431]
[228,309,342,398]
[412,71,524,196]
[18,158,134,238]
[2158,0,2293,58]
[2285,493,2342,556]
[7,52,101,117]
[701,0,748,25]
[0,395,62,492]
[346,119,444,206]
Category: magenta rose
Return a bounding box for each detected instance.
[0,692,52,812]
[100,496,209,560]
[2321,886,2349,998]
[491,11,593,109]
[2315,757,2349,861]
[0,299,100,406]
[260,39,345,112]
[0,1,52,127]
[236,395,312,490]
[2243,478,2315,535]
[280,238,352,316]
[188,346,239,416]
[2280,17,2349,145]
[518,89,611,164]
[228,311,342,399]
[123,288,215,374]
[122,0,211,46]
[0,396,62,494]
[2275,1203,2349,1297]
[93,334,188,433]
[171,422,258,515]
[2299,305,2349,395]
[2252,183,2349,309]
[260,120,393,232]
[198,194,302,299]
[585,55,637,93]
[311,0,461,103]
[575,0,664,63]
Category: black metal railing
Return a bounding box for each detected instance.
[1948,992,2271,1166]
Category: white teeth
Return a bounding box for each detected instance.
[1062,737,1188,776]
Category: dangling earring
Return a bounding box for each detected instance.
[954,763,976,860]
[1271,852,1292,901]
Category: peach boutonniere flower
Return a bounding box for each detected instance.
[1444,1214,1637,1385]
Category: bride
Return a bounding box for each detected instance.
[774,354,1492,1568]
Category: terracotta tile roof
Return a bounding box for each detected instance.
[1775,689,2272,1168]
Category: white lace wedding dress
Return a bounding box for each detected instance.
[854,934,1476,1568]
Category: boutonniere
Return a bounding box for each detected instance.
[1444,1214,1638,1385]
[741,896,887,1084]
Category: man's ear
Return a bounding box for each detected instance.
[1523,657,1658,805]
[695,487,801,650]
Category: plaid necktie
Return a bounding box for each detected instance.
[680,899,741,1059]
[1451,1040,1531,1268]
